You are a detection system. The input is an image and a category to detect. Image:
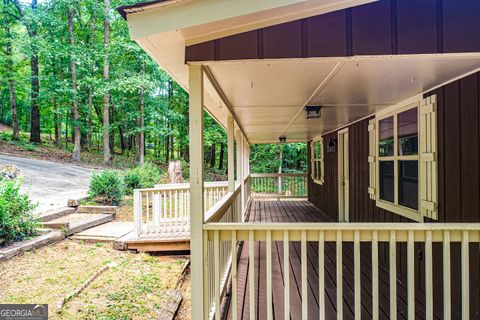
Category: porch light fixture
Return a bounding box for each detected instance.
[279,136,287,143]
[305,105,322,119]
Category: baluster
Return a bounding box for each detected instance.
[354,230,361,320]
[301,230,308,320]
[336,230,343,320]
[461,231,469,319]
[319,230,325,320]
[390,230,397,320]
[267,230,273,320]
[284,230,290,320]
[146,192,150,232]
[407,230,415,319]
[425,230,433,320]
[372,230,379,320]
[443,230,451,320]
[249,230,255,320]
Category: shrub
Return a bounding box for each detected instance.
[89,170,125,205]
[0,179,38,245]
[127,162,163,190]
[123,170,142,193]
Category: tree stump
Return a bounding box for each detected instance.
[168,161,184,183]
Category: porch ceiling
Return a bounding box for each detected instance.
[204,54,480,143]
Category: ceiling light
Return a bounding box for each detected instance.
[305,105,322,119]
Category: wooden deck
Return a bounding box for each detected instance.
[225,199,440,320]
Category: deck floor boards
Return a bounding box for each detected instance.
[224,199,441,320]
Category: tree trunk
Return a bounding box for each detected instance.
[87,20,95,150]
[210,144,216,168]
[68,9,81,161]
[29,0,40,143]
[65,111,69,148]
[4,24,19,140]
[218,142,225,170]
[168,160,184,183]
[102,0,111,164]
[135,61,145,165]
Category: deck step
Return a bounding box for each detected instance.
[70,221,133,243]
[77,205,117,214]
[114,231,190,252]
[38,207,77,222]
[42,213,115,236]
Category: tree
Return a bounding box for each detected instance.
[7,0,41,143]
[2,20,19,140]
[102,0,110,164]
[135,60,145,165]
[68,7,80,161]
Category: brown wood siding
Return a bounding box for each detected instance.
[307,71,480,318]
[186,0,480,62]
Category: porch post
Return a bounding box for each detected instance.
[227,114,235,193]
[236,128,245,218]
[189,65,205,320]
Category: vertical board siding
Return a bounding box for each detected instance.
[308,71,480,319]
[186,0,480,62]
[350,0,392,55]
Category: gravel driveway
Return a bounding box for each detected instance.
[0,155,93,214]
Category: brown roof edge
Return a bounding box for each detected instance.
[116,0,171,20]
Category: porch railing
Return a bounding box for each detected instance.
[250,173,308,198]
[202,221,480,320]
[133,181,228,235]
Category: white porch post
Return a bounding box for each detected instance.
[189,65,205,320]
[227,114,235,193]
[236,128,245,218]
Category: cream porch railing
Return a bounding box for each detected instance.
[133,181,229,235]
[251,173,308,197]
[203,217,480,320]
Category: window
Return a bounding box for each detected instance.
[368,95,438,221]
[376,104,420,218]
[311,138,324,184]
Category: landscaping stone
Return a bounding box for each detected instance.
[43,213,116,236]
[77,205,117,214]
[67,199,80,207]
[71,221,134,243]
[0,164,21,181]
[0,229,65,262]
[39,207,76,222]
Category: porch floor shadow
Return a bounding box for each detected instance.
[224,199,441,320]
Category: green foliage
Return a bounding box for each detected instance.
[250,143,307,173]
[0,179,38,245]
[126,163,163,190]
[88,170,125,205]
[123,170,142,193]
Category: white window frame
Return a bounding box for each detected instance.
[375,100,422,222]
[311,138,324,185]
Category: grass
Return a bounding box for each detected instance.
[0,240,188,319]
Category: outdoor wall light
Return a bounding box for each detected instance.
[305,105,322,119]
[279,136,287,143]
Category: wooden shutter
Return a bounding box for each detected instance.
[319,137,324,185]
[368,119,376,199]
[420,95,438,219]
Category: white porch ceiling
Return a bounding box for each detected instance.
[206,54,480,143]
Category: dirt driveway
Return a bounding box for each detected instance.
[0,154,93,214]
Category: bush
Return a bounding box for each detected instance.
[89,170,125,205]
[124,163,163,192]
[0,179,38,245]
[123,170,142,193]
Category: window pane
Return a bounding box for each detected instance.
[398,160,418,210]
[379,161,394,202]
[398,108,418,156]
[379,117,394,157]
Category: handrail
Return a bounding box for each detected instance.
[203,222,480,320]
[205,184,241,223]
[250,173,308,177]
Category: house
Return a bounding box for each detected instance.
[118,0,480,319]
